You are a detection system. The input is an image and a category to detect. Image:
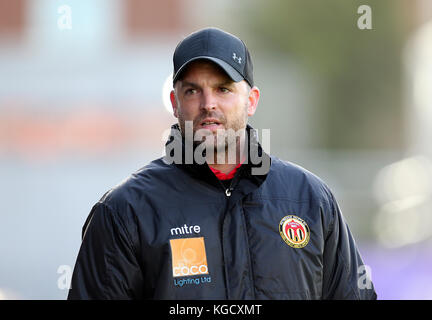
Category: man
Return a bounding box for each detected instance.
[68,27,377,300]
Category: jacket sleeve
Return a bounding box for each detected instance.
[322,193,377,300]
[67,202,144,299]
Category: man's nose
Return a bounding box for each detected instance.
[200,89,217,111]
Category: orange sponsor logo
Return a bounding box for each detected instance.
[169,237,209,277]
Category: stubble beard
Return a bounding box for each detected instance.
[178,105,248,165]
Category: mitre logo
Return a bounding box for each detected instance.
[279,215,310,248]
[169,237,209,277]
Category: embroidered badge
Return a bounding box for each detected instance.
[279,215,310,248]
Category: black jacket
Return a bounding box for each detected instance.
[68,125,377,300]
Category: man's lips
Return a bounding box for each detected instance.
[197,118,224,130]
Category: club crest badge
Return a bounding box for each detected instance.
[279,215,310,248]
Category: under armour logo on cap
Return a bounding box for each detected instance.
[232,53,242,64]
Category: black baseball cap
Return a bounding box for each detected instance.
[173,27,254,87]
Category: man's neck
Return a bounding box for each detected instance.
[208,162,238,174]
[207,141,246,174]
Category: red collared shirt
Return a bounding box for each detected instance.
[209,162,242,180]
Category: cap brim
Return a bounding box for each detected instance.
[173,56,244,84]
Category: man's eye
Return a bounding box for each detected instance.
[219,87,230,93]
[185,88,197,95]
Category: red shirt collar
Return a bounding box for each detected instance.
[209,162,242,180]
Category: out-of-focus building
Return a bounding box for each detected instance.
[0,0,192,163]
[0,0,200,300]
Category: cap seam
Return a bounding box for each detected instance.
[206,29,209,55]
[241,39,247,74]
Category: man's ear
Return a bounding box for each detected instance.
[247,86,260,116]
[170,90,178,118]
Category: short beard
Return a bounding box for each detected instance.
[192,127,246,165]
[177,102,249,165]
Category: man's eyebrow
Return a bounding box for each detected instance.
[179,81,199,88]
[218,80,235,87]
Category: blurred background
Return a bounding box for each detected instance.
[0,0,431,299]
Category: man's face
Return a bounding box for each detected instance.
[170,60,259,153]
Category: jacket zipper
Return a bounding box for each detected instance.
[221,177,236,197]
[218,166,255,299]
[218,166,243,299]
[225,182,233,197]
[219,166,243,197]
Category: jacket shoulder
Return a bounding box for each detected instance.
[81,158,177,245]
[265,156,334,203]
[97,158,176,212]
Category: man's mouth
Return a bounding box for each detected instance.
[198,118,223,131]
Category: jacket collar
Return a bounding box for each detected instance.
[163,123,271,194]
